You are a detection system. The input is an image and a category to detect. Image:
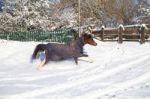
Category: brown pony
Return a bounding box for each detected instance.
[31,33,97,68]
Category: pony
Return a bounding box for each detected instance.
[31,33,97,68]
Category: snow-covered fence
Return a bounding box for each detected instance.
[90,24,150,44]
[0,28,76,43]
[146,24,150,33]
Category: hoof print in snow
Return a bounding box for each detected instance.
[110,94,116,98]
[144,83,149,88]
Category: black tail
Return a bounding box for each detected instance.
[31,44,47,60]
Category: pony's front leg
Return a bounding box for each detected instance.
[79,56,94,63]
[79,54,88,57]
[74,57,78,65]
[86,57,94,63]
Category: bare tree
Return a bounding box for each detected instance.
[61,0,135,26]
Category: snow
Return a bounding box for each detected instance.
[119,24,125,30]
[141,24,148,29]
[0,40,150,99]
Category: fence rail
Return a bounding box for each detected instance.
[90,24,150,44]
[0,28,76,43]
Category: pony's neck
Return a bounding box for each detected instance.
[75,37,85,54]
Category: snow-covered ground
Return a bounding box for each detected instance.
[0,40,150,99]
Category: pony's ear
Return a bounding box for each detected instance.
[71,29,78,40]
[74,33,78,40]
[82,33,88,37]
[82,33,95,39]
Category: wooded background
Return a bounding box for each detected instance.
[0,0,150,32]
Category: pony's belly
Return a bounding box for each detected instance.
[50,55,64,61]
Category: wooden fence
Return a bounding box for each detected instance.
[89,24,150,44]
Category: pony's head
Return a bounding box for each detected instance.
[82,33,97,46]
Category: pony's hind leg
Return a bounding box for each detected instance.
[37,59,46,70]
[37,50,49,70]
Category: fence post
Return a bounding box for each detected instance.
[140,24,146,44]
[101,26,105,41]
[7,33,10,41]
[118,25,123,44]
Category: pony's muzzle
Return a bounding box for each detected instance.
[93,42,97,46]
